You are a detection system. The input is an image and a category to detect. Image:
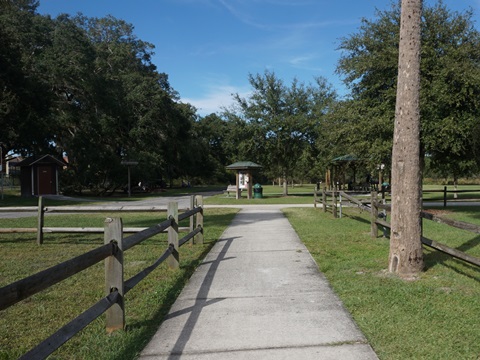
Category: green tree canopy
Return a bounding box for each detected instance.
[188,113,232,184]
[0,2,196,194]
[0,0,54,154]
[336,0,480,178]
[224,70,336,194]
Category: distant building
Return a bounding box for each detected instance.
[16,155,67,197]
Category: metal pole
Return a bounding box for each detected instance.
[121,161,138,198]
[127,166,131,197]
[1,145,3,200]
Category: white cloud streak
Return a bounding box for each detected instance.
[182,83,250,116]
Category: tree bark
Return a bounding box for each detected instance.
[389,0,424,276]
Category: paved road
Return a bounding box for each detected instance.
[1,191,476,219]
[138,207,378,360]
[0,193,316,219]
[0,194,210,219]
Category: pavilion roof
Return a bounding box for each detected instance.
[226,161,262,170]
[331,154,358,163]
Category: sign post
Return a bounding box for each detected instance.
[120,161,138,197]
[0,145,3,200]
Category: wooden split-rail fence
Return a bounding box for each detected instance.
[427,186,480,207]
[0,196,201,245]
[0,196,204,360]
[314,188,480,269]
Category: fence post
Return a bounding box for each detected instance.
[371,191,378,238]
[37,196,44,245]
[167,202,179,269]
[314,186,317,208]
[332,189,337,218]
[195,195,204,245]
[443,186,447,208]
[322,187,327,212]
[104,217,125,333]
[189,195,195,245]
[339,192,342,218]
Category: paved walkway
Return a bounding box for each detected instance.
[138,207,378,360]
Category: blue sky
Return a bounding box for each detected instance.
[38,0,480,116]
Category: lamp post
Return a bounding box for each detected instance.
[0,144,3,200]
[121,160,138,197]
[378,163,385,200]
[378,163,385,186]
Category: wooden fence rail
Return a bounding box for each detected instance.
[316,190,480,268]
[314,187,371,218]
[426,186,480,207]
[0,196,204,360]
[0,242,116,310]
[315,185,480,208]
[369,196,480,268]
[0,196,199,244]
[314,187,339,217]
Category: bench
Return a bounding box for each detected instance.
[225,185,243,197]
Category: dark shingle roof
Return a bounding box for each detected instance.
[226,161,262,170]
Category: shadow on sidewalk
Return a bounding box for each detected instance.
[166,236,240,359]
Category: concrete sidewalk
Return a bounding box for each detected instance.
[138,207,378,360]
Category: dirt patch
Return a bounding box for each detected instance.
[423,209,452,216]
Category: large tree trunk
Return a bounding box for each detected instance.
[389,0,424,276]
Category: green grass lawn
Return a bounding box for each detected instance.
[4,182,479,207]
[284,206,480,360]
[0,208,239,360]
[204,183,316,205]
[1,187,480,359]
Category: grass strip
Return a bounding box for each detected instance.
[283,206,480,359]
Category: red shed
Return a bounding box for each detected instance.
[17,155,67,197]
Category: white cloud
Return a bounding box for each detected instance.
[182,83,250,116]
[287,54,326,73]
[289,54,316,67]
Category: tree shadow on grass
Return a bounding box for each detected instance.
[341,213,371,226]
[423,235,480,282]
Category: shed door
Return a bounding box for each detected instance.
[38,166,53,195]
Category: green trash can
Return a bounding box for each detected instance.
[253,183,263,199]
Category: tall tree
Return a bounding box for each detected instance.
[0,3,201,192]
[189,113,231,183]
[0,0,55,155]
[53,14,192,193]
[389,0,424,276]
[336,1,480,176]
[226,71,336,195]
